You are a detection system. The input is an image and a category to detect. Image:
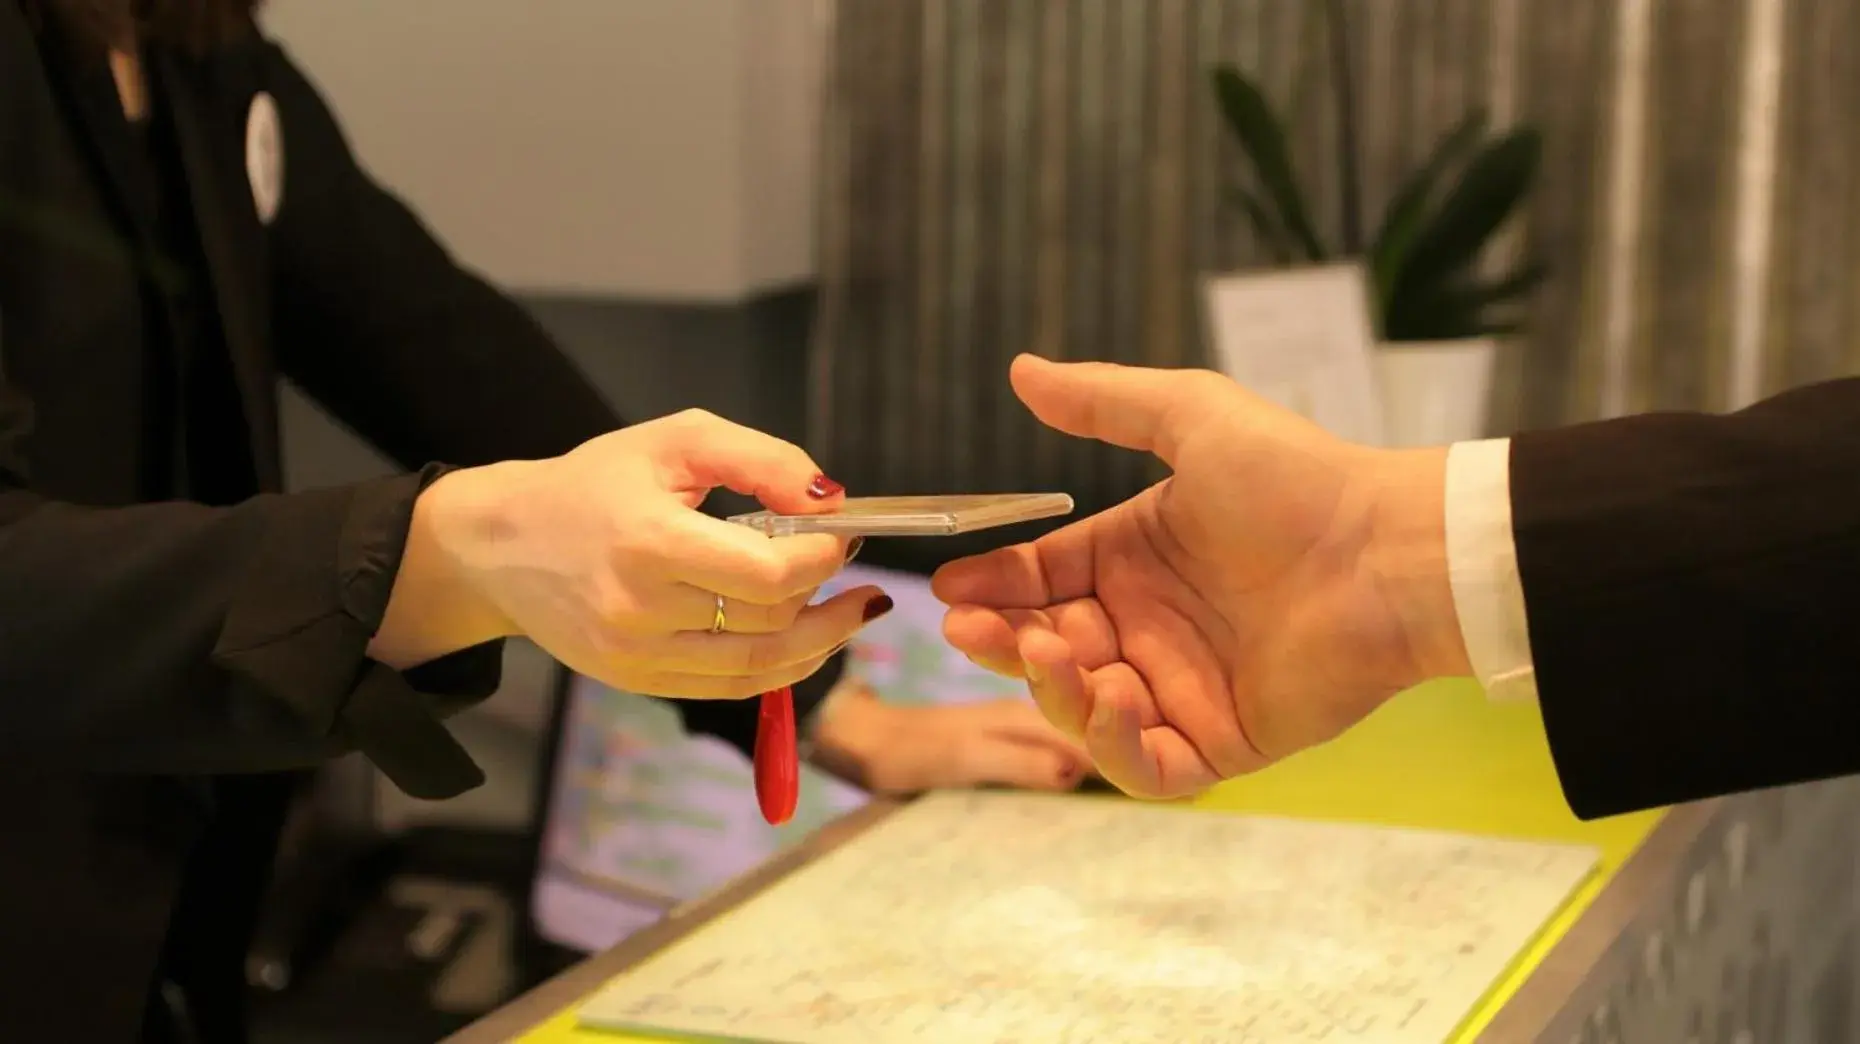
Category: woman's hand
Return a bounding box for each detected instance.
[377,409,889,699]
[808,683,1093,794]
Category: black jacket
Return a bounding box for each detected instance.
[0,7,825,1040]
[1514,378,1860,819]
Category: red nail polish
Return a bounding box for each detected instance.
[844,536,865,562]
[863,594,894,622]
[808,474,845,499]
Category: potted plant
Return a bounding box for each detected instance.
[1208,9,1545,446]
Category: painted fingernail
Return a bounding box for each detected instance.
[808,474,845,499]
[862,594,894,622]
[844,536,865,562]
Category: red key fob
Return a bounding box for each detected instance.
[753,686,799,824]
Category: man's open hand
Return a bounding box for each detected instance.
[933,356,1467,798]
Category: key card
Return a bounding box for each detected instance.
[729,493,1073,538]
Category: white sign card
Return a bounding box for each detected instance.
[1201,262,1387,445]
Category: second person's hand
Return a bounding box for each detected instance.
[932,356,1471,799]
[807,682,1094,794]
[376,409,888,699]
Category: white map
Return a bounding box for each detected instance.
[577,791,1599,1044]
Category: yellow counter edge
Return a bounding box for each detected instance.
[519,680,1662,1044]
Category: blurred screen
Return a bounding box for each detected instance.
[529,562,1030,954]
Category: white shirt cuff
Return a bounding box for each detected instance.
[1444,439,1538,702]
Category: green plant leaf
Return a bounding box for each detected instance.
[1382,262,1546,342]
[1319,0,1366,254]
[1402,261,1546,316]
[1388,128,1543,303]
[1455,260,1549,309]
[1210,64,1328,262]
[1382,318,1526,342]
[1224,184,1294,263]
[1366,109,1489,322]
[1384,308,1521,342]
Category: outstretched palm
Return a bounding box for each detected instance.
[936,358,1430,798]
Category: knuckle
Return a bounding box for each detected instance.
[627,510,675,551]
[732,576,777,611]
[585,628,622,659]
[588,625,639,663]
[1208,730,1263,778]
[726,601,767,634]
[740,635,790,677]
[745,601,788,635]
[769,595,807,631]
[785,549,839,592]
[592,583,652,632]
[749,556,802,603]
[717,675,763,700]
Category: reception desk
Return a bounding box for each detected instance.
[450,683,1856,1042]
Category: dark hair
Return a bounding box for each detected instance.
[23,0,262,53]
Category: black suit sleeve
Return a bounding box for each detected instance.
[258,43,619,473]
[0,376,489,796]
[1510,377,1860,819]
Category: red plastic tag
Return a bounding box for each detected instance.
[752,687,799,824]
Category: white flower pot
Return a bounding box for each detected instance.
[1373,339,1497,447]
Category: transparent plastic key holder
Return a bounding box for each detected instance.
[729,493,1074,538]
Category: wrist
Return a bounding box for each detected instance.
[369,466,517,669]
[1364,446,1472,686]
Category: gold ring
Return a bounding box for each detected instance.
[709,594,727,635]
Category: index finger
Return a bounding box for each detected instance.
[654,410,846,516]
[665,511,849,605]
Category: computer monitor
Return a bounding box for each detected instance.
[520,562,1032,959]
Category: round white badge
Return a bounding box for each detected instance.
[245,92,284,225]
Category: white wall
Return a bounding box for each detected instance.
[261,0,828,301]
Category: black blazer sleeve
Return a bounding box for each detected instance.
[0,377,489,797]
[1510,377,1860,819]
[258,43,618,472]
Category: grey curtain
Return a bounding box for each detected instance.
[810,0,1860,512]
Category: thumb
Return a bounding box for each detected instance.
[1008,354,1214,465]
[656,410,844,513]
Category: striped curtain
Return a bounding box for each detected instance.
[809,0,1860,513]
